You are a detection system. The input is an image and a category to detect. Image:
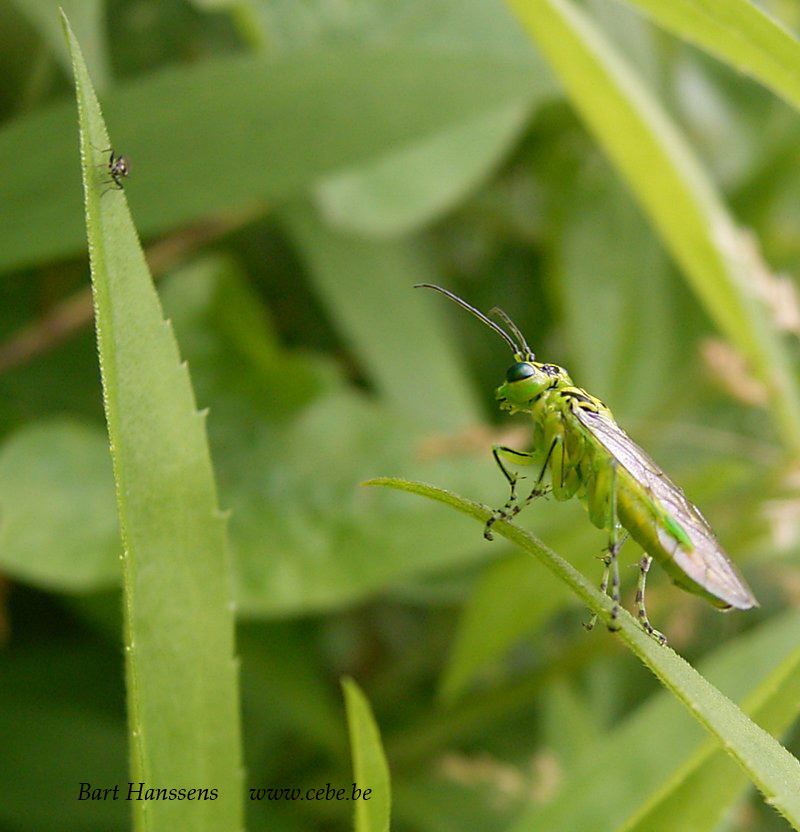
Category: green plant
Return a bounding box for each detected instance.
[2,1,800,830]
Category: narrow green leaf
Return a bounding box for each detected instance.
[615,0,800,113]
[511,611,800,831]
[62,14,243,831]
[342,677,392,832]
[506,0,800,455]
[366,478,800,824]
[620,635,800,832]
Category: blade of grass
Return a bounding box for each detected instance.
[505,0,800,456]
[620,631,800,831]
[613,0,800,114]
[365,477,800,826]
[63,13,243,831]
[508,611,800,831]
[342,678,392,832]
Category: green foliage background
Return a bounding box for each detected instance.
[3,0,800,830]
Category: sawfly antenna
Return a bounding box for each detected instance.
[489,307,534,361]
[414,284,520,355]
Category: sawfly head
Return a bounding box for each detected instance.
[495,360,571,414]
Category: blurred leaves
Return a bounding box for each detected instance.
[0,254,499,615]
[314,102,535,238]
[232,0,539,56]
[0,40,548,273]
[439,552,568,702]
[0,419,118,591]
[559,163,676,420]
[507,0,800,456]
[615,0,800,113]
[8,0,108,89]
[161,255,495,614]
[283,203,480,429]
[0,642,127,832]
[3,1,800,831]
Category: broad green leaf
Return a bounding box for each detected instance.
[506,0,800,456]
[342,677,392,832]
[314,101,534,237]
[222,0,538,57]
[614,0,800,114]
[509,610,800,831]
[283,203,480,430]
[63,14,243,831]
[0,46,541,274]
[367,478,800,824]
[0,419,119,590]
[247,0,553,236]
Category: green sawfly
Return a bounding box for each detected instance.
[417,284,758,644]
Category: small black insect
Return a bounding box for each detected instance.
[94,146,130,194]
[106,148,130,189]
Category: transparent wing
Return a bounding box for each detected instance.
[572,403,757,609]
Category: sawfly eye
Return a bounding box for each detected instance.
[506,362,536,383]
